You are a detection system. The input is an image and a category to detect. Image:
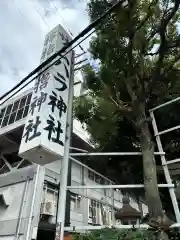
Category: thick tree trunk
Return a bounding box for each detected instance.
[135,102,171,231]
[140,121,164,220]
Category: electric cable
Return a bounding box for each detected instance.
[13,0,33,28]
[0,29,96,106]
[0,0,125,103]
[48,0,89,74]
[33,3,50,31]
[48,0,86,54]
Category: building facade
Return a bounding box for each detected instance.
[0,86,148,240]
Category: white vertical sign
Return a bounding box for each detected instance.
[19,25,74,165]
[40,25,70,64]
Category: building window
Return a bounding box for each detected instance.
[70,195,81,211]
[88,200,102,225]
[0,93,32,129]
[88,170,95,181]
[89,200,97,220]
[0,108,6,120]
[95,175,105,184]
[88,170,106,185]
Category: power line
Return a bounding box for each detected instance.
[48,0,88,81]
[75,52,86,59]
[75,59,88,66]
[0,29,96,106]
[13,0,33,28]
[48,0,88,78]
[32,2,50,31]
[74,65,88,72]
[0,0,125,103]
[49,0,88,70]
[48,0,86,54]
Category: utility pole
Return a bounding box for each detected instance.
[64,145,72,228]
[55,52,74,240]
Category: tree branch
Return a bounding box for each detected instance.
[147,0,180,42]
[99,78,132,114]
[109,95,132,113]
[164,54,180,74]
[145,51,159,56]
[136,0,159,32]
[167,36,180,49]
[147,0,180,95]
[123,0,138,102]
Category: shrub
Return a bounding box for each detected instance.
[72,228,155,240]
[72,228,180,240]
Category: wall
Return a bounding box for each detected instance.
[44,159,148,228]
[0,156,148,239]
[0,165,44,240]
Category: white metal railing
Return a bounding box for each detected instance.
[150,98,180,223]
[157,125,180,136]
[166,158,180,165]
[64,223,180,231]
[62,96,180,232]
[70,152,165,156]
[149,96,180,111]
[67,184,174,189]
[70,157,114,185]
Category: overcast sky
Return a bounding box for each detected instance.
[0,0,90,96]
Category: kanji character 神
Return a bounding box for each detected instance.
[48,91,67,117]
[30,92,47,115]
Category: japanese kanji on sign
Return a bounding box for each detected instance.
[18,24,74,165]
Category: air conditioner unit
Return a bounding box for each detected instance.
[41,201,56,216]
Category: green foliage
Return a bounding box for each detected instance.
[72,228,156,240]
[74,0,180,216]
[74,0,180,149]
[71,228,180,240]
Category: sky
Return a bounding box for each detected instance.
[0,0,91,141]
[0,0,90,96]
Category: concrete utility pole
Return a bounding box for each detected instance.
[55,52,74,240]
[64,145,72,227]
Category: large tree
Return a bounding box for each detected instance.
[74,0,180,231]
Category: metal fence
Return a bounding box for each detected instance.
[58,97,180,237]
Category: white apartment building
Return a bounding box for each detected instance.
[0,81,148,240]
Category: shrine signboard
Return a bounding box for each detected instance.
[19,25,74,165]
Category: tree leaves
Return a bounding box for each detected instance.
[74,0,180,214]
[72,228,156,240]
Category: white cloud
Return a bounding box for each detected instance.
[0,0,90,96]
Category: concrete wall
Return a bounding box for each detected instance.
[0,157,148,239]
[0,165,44,240]
[44,159,148,228]
[0,157,148,240]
